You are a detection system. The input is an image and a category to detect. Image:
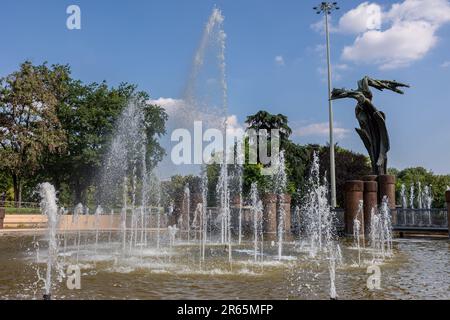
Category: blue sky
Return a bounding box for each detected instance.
[1,0,450,174]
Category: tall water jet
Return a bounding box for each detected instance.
[217,161,232,263]
[353,200,364,266]
[250,183,263,262]
[149,173,161,248]
[423,185,433,225]
[273,151,287,261]
[73,203,83,263]
[400,184,407,209]
[39,183,59,300]
[121,178,128,254]
[183,184,191,242]
[301,152,335,257]
[400,184,407,224]
[410,184,415,225]
[201,169,208,264]
[409,184,415,209]
[417,182,423,209]
[94,205,104,255]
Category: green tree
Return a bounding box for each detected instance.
[391,167,450,208]
[314,144,371,207]
[0,62,68,206]
[37,69,167,204]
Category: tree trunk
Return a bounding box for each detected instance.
[12,174,22,208]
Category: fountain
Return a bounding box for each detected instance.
[273,151,287,260]
[301,152,337,258]
[298,151,343,299]
[400,184,407,209]
[353,200,364,266]
[39,183,60,300]
[1,7,448,302]
[369,197,393,261]
[250,182,264,262]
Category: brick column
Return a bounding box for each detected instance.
[378,175,397,224]
[378,175,396,209]
[280,194,292,234]
[263,193,277,240]
[345,181,364,236]
[363,180,378,236]
[446,191,450,239]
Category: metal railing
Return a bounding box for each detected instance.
[393,208,448,229]
[0,201,41,209]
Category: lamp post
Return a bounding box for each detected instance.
[314,2,339,208]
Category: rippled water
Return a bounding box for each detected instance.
[0,232,448,300]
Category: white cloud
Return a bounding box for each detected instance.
[343,21,438,69]
[341,0,450,69]
[338,2,382,34]
[226,114,245,141]
[275,55,285,66]
[148,97,185,116]
[294,122,350,139]
[148,97,245,139]
[441,61,450,68]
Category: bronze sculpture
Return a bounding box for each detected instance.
[331,77,409,176]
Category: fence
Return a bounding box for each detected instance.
[394,208,448,228]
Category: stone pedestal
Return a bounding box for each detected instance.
[363,175,378,182]
[446,191,450,239]
[363,181,378,235]
[378,175,397,225]
[378,175,396,209]
[263,193,277,239]
[344,181,364,236]
[280,194,292,234]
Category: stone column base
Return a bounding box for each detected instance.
[344,180,364,236]
[363,180,378,236]
[263,193,277,240]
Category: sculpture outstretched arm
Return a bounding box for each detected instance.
[365,77,410,95]
[331,88,366,104]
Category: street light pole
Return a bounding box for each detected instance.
[314,2,339,208]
